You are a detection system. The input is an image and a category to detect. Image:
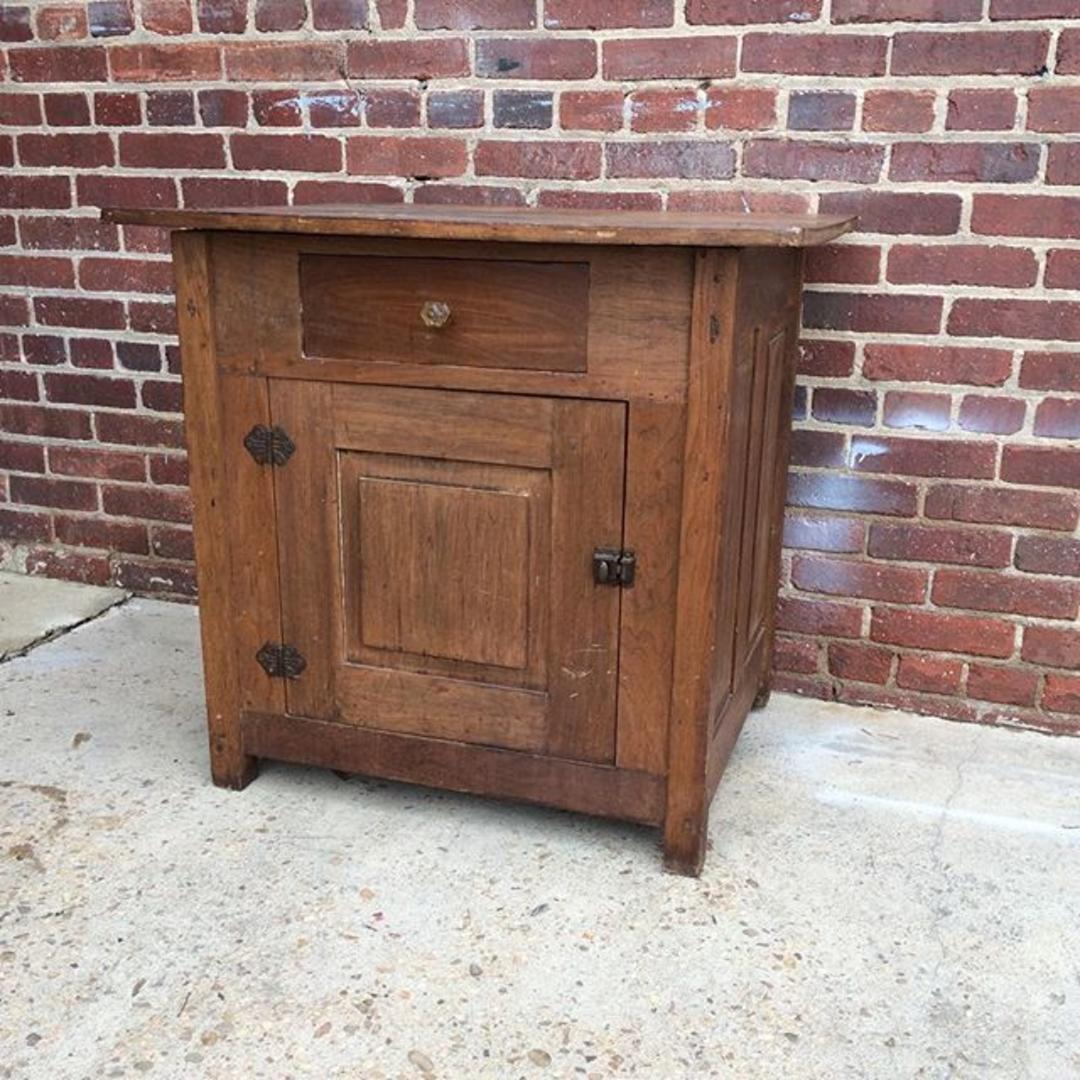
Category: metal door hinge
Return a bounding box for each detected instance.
[593,548,636,587]
[256,642,306,679]
[244,424,295,467]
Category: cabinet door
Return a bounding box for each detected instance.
[269,382,626,764]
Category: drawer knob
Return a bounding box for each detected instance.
[420,299,452,329]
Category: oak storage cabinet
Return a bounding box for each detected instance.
[106,205,853,875]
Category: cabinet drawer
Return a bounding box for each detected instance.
[299,253,590,372]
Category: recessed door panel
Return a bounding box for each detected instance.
[270,382,626,763]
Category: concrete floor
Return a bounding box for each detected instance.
[0,586,1078,1079]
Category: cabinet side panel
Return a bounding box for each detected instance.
[707,248,803,800]
[174,231,283,788]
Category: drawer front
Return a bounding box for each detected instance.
[299,253,589,372]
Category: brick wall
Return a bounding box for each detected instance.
[0,0,1078,730]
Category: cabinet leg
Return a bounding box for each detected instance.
[209,733,259,790]
[662,813,708,877]
[752,682,772,711]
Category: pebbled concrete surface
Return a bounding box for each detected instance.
[0,591,1078,1079]
[0,571,126,660]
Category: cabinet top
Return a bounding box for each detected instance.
[102,203,855,248]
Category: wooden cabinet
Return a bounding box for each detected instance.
[105,204,853,875]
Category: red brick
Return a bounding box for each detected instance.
[103,484,192,523]
[788,91,856,132]
[413,184,524,207]
[805,245,880,285]
[341,135,464,179]
[797,340,855,377]
[892,31,1049,75]
[1019,352,1080,392]
[347,39,465,78]
[991,0,1079,14]
[705,87,777,130]
[475,139,600,179]
[232,133,341,173]
[0,294,31,325]
[812,387,876,426]
[1043,675,1080,717]
[129,300,176,335]
[871,608,1015,658]
[606,140,734,179]
[34,296,124,330]
[1015,536,1080,577]
[307,89,361,128]
[1022,626,1080,669]
[950,298,1080,342]
[0,5,32,40]
[869,522,1011,567]
[373,0,404,26]
[146,90,194,126]
[787,473,920,517]
[142,0,193,33]
[793,554,928,603]
[96,412,184,448]
[940,566,1078,619]
[25,548,110,586]
[744,32,886,75]
[417,0,535,28]
[310,0,366,27]
[828,642,893,684]
[896,654,963,695]
[22,334,67,365]
[43,92,92,126]
[19,133,114,168]
[88,0,134,36]
[0,507,52,543]
[364,88,421,128]
[883,391,950,432]
[198,89,248,128]
[773,636,820,675]
[93,91,141,126]
[777,595,864,638]
[538,190,662,211]
[834,0,980,18]
[559,90,623,131]
[946,89,1017,131]
[887,244,1036,288]
[0,368,39,402]
[50,446,145,481]
[603,35,734,79]
[252,89,303,128]
[804,292,941,334]
[10,474,97,512]
[148,453,188,485]
[79,257,173,294]
[471,40,595,82]
[863,344,1012,386]
[120,132,226,170]
[0,439,45,473]
[110,43,221,82]
[54,516,148,555]
[36,4,90,40]
[789,430,846,468]
[629,89,699,133]
[142,380,183,413]
[967,664,1038,707]
[744,140,883,184]
[114,557,197,597]
[150,525,195,561]
[547,0,672,27]
[227,42,341,81]
[819,191,962,236]
[972,194,1080,239]
[891,141,1039,184]
[254,0,307,31]
[862,89,934,133]
[957,395,1026,435]
[1,403,92,440]
[198,0,246,32]
[44,371,135,409]
[115,342,161,372]
[182,177,288,207]
[1046,250,1080,291]
[783,513,865,554]
[1034,398,1080,440]
[11,46,109,82]
[0,93,42,126]
[0,255,75,289]
[689,0,820,20]
[1059,28,1080,73]
[1002,446,1080,490]
[292,180,403,205]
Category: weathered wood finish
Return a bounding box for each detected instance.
[139,206,851,875]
